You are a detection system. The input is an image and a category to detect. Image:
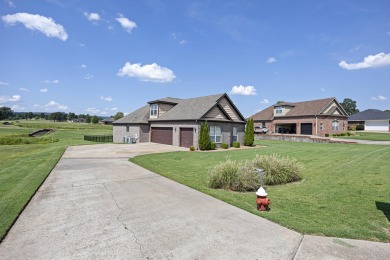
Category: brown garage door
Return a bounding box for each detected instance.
[180,128,193,147]
[151,127,173,145]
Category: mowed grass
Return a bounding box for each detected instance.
[131,140,390,242]
[0,120,112,240]
[340,131,390,141]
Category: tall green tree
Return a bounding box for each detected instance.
[91,115,99,124]
[0,106,13,120]
[114,112,124,120]
[85,114,92,123]
[198,121,211,150]
[244,118,254,146]
[340,98,359,116]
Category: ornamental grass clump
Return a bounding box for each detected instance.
[252,154,303,185]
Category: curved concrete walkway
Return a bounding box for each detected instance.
[0,143,389,259]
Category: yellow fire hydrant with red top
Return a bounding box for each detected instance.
[256,187,270,211]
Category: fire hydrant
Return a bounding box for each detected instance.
[256,187,270,211]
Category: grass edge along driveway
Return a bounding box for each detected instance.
[131,140,390,243]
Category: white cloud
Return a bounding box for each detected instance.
[117,62,176,83]
[20,87,29,92]
[230,85,257,96]
[84,74,93,80]
[86,107,100,114]
[339,52,390,70]
[371,95,387,101]
[5,1,15,8]
[267,57,277,63]
[80,64,87,69]
[40,88,48,93]
[100,96,112,102]
[260,99,269,104]
[79,43,85,47]
[44,100,68,111]
[111,107,118,111]
[11,104,25,111]
[2,12,68,41]
[0,81,10,86]
[321,88,325,92]
[42,79,59,84]
[0,94,21,102]
[115,14,137,33]
[179,39,189,45]
[84,12,100,22]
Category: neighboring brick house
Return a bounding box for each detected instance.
[113,93,246,148]
[249,97,348,136]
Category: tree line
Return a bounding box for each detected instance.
[0,107,124,123]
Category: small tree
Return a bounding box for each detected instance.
[86,114,92,123]
[91,115,99,124]
[114,112,124,120]
[198,121,211,150]
[244,118,254,146]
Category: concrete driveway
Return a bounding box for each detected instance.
[0,143,389,259]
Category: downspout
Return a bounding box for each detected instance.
[315,115,318,136]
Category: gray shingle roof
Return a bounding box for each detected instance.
[113,105,150,124]
[348,109,390,121]
[250,97,346,120]
[113,93,244,124]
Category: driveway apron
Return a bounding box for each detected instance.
[0,143,389,259]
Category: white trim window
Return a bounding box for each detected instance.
[232,127,238,142]
[210,126,221,143]
[320,122,324,131]
[275,106,282,114]
[332,120,339,130]
[150,104,158,116]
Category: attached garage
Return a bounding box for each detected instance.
[365,120,389,131]
[151,127,173,145]
[180,128,194,147]
[301,123,312,135]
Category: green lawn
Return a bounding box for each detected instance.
[0,120,112,241]
[339,131,390,141]
[131,140,390,242]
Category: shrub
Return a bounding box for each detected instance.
[244,118,254,146]
[198,121,211,150]
[356,124,364,131]
[189,146,195,151]
[221,143,229,149]
[210,142,217,150]
[348,125,356,131]
[324,133,329,137]
[340,132,346,136]
[252,154,303,185]
[232,141,240,148]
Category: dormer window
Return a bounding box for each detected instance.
[275,106,282,114]
[150,104,158,116]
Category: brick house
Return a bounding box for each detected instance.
[249,97,348,136]
[113,93,246,148]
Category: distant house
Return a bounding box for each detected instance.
[348,109,390,131]
[113,93,246,148]
[249,97,348,136]
[101,117,115,125]
[72,118,86,123]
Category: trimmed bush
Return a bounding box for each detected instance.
[244,118,254,146]
[348,125,356,131]
[325,133,329,137]
[356,124,364,131]
[346,132,352,136]
[198,121,211,150]
[340,132,346,136]
[232,141,240,148]
[252,154,303,185]
[189,146,195,151]
[210,142,217,150]
[221,143,229,149]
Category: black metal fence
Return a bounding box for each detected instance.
[84,135,113,142]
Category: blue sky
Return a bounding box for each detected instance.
[1,0,389,117]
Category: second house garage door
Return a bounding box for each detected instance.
[151,127,173,145]
[180,128,193,147]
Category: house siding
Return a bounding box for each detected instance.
[208,121,245,147]
[204,106,228,120]
[159,103,175,117]
[219,97,240,121]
